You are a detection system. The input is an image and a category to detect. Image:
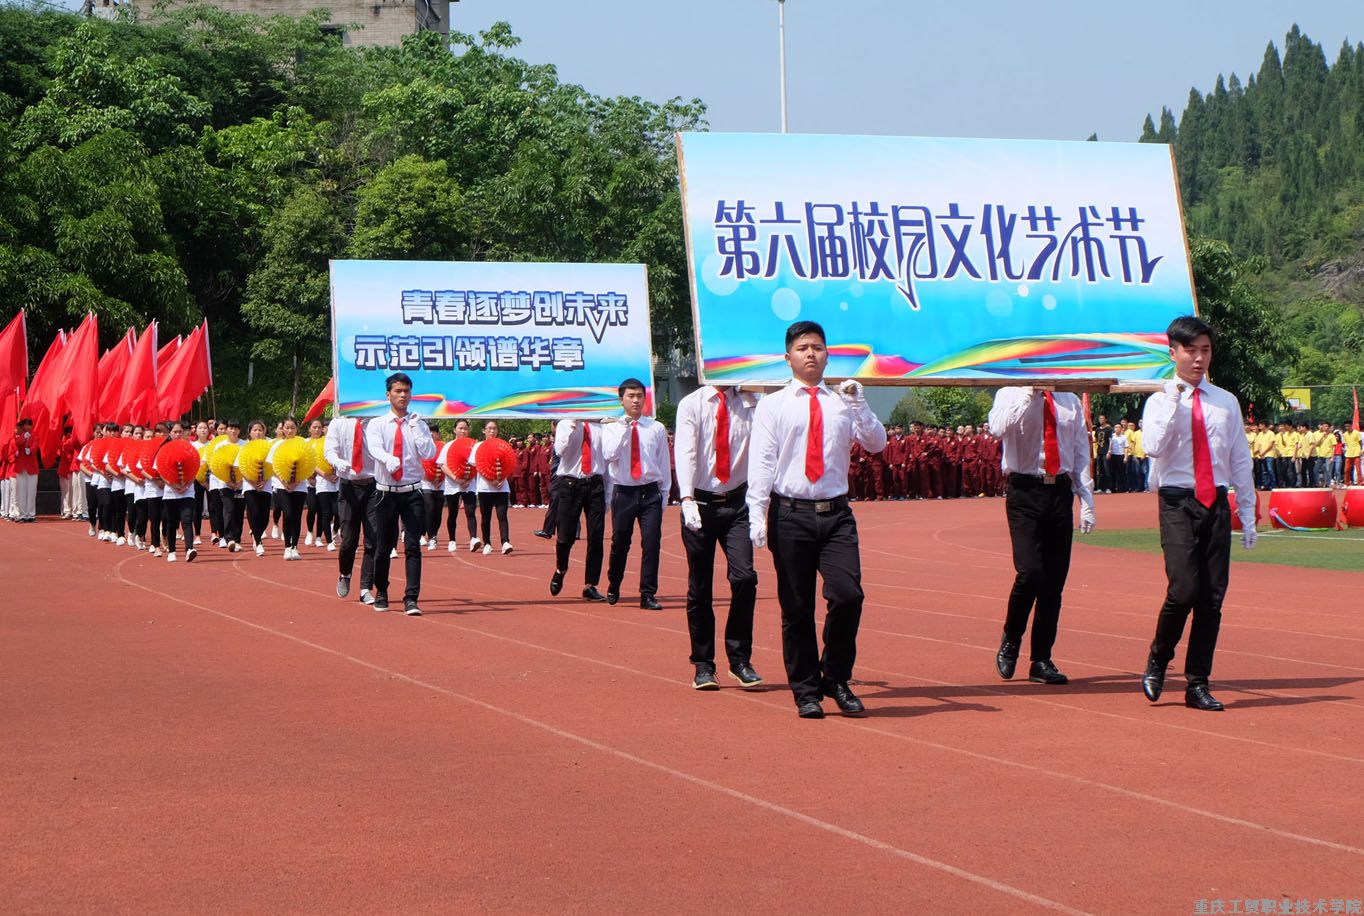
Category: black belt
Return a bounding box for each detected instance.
[1158,486,1227,499]
[614,481,660,492]
[693,484,746,505]
[1008,472,1070,487]
[772,494,848,513]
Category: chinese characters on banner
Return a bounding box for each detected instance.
[677,133,1199,385]
[331,261,655,418]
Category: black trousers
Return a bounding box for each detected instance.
[555,474,605,586]
[244,490,271,543]
[97,487,113,532]
[369,486,424,602]
[478,491,510,546]
[193,482,206,535]
[1151,487,1231,685]
[445,491,477,542]
[123,491,134,536]
[279,489,306,548]
[142,497,162,548]
[767,497,863,704]
[313,491,337,544]
[208,488,228,539]
[542,474,560,534]
[163,497,195,553]
[222,493,244,545]
[305,486,318,536]
[682,488,757,670]
[1003,475,1074,661]
[422,489,444,539]
[1107,456,1127,492]
[608,482,662,599]
[337,479,377,589]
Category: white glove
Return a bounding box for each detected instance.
[617,415,632,427]
[1162,379,1185,401]
[1241,524,1257,550]
[1079,503,1096,534]
[681,500,702,531]
[384,456,401,474]
[332,459,351,475]
[837,379,865,404]
[749,516,767,549]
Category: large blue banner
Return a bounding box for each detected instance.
[677,132,1197,384]
[331,260,655,417]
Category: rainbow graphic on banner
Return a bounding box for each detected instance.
[337,388,628,419]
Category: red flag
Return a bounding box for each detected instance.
[48,312,100,448]
[116,321,159,425]
[158,334,181,367]
[18,329,67,447]
[97,328,136,420]
[157,322,212,420]
[302,377,335,424]
[1081,392,1092,430]
[0,311,28,455]
[1353,387,1360,433]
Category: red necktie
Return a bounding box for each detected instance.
[805,387,824,482]
[393,418,405,470]
[1042,391,1061,476]
[580,426,593,474]
[630,421,642,480]
[714,390,731,484]
[1191,388,1216,508]
[352,418,364,471]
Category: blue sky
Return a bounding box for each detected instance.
[448,0,1358,143]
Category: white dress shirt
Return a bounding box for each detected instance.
[1141,377,1256,527]
[365,410,437,487]
[987,387,1095,511]
[674,386,755,498]
[746,379,887,522]
[324,416,376,482]
[601,415,671,488]
[553,420,607,479]
[1108,430,1128,457]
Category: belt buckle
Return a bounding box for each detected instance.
[1042,474,1056,485]
[814,500,831,512]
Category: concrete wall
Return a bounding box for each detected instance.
[151,0,450,47]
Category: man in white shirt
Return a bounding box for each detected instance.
[601,378,671,610]
[549,418,608,602]
[363,372,437,616]
[325,407,379,604]
[674,384,762,691]
[987,387,1097,686]
[747,321,887,719]
[1140,315,1257,712]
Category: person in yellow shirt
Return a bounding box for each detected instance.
[1128,421,1147,492]
[1294,422,1317,486]
[1343,424,1362,486]
[1275,422,1297,488]
[1314,421,1334,487]
[1252,422,1278,489]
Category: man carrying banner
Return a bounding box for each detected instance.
[988,387,1096,686]
[674,384,762,691]
[325,406,378,604]
[602,378,670,610]
[747,321,886,719]
[1139,316,1257,712]
[549,418,608,602]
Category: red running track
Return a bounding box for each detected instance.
[2,494,1362,915]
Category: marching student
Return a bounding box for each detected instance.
[746,321,887,719]
[304,418,325,547]
[109,424,133,544]
[468,419,513,556]
[192,420,214,546]
[12,418,39,521]
[674,383,762,690]
[364,372,436,615]
[548,416,608,602]
[601,378,671,609]
[987,386,1096,686]
[325,409,378,603]
[235,419,274,557]
[124,424,148,548]
[138,424,166,558]
[439,418,478,553]
[1139,316,1257,712]
[161,421,198,563]
[420,425,444,551]
[266,417,309,560]
[57,425,77,519]
[77,427,101,532]
[313,428,338,553]
[216,420,245,552]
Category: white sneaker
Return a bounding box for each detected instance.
[193,538,201,546]
[229,541,241,553]
[469,538,483,553]
[390,548,398,559]
[218,539,229,549]
[426,540,436,551]
[116,536,126,546]
[87,527,96,537]
[150,547,161,558]
[326,541,336,552]
[419,535,427,547]
[211,536,219,547]
[448,540,457,553]
[186,548,197,563]
[501,542,513,555]
[134,536,142,549]
[167,551,177,563]
[482,543,493,556]
[305,533,314,546]
[271,526,279,540]
[254,543,265,557]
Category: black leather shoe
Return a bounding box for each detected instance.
[821,679,867,717]
[1028,659,1068,685]
[728,663,763,688]
[606,589,620,605]
[549,569,565,596]
[581,586,606,602]
[996,634,1020,680]
[533,529,553,540]
[1142,652,1167,702]
[796,699,825,719]
[692,668,719,690]
[639,596,663,611]
[1185,683,1225,711]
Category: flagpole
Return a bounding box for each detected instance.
[777,0,788,133]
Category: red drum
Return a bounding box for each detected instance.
[1342,488,1364,528]
[1227,489,1260,531]
[1268,488,1337,530]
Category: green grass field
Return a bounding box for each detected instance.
[1079,526,1364,572]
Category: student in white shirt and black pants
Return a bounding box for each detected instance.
[325,411,378,602]
[747,321,887,719]
[1140,316,1258,712]
[549,417,608,602]
[602,378,671,610]
[987,387,1097,685]
[674,384,762,690]
[363,372,437,616]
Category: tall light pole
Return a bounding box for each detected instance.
[778,0,788,133]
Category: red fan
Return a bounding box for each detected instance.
[123,440,147,483]
[475,437,518,484]
[422,458,442,483]
[154,438,201,488]
[88,439,112,475]
[104,437,130,475]
[443,438,476,483]
[141,437,167,481]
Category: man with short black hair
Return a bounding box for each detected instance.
[602,378,670,609]
[1140,315,1256,712]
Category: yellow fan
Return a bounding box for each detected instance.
[309,436,333,475]
[195,450,211,485]
[210,442,243,485]
[271,437,317,486]
[238,439,273,485]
